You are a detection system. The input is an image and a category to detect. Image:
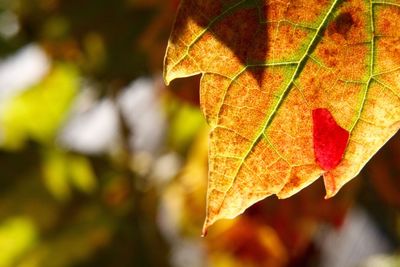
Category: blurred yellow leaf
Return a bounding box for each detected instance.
[42,149,71,201]
[42,149,97,201]
[162,126,209,235]
[0,217,38,267]
[168,101,205,152]
[1,64,79,149]
[208,217,288,267]
[68,155,97,194]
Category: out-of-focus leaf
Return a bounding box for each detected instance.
[208,217,288,267]
[0,217,38,267]
[68,155,97,194]
[42,149,71,201]
[1,64,79,149]
[17,208,113,267]
[167,100,205,153]
[42,149,97,201]
[160,126,209,238]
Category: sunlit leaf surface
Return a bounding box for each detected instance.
[164,0,400,231]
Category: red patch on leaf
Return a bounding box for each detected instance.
[312,108,349,171]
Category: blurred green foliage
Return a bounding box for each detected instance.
[0,217,38,267]
[0,0,174,266]
[1,64,78,149]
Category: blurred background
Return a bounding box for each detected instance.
[0,0,399,266]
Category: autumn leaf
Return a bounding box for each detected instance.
[163,0,400,233]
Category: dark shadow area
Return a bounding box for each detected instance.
[171,0,270,84]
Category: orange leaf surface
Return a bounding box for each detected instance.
[163,0,400,233]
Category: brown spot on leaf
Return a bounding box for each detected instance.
[289,175,301,188]
[328,12,354,38]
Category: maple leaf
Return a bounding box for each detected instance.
[164,0,400,234]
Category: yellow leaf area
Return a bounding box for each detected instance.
[1,64,78,149]
[164,0,400,233]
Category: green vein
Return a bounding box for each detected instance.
[373,1,400,7]
[214,61,297,123]
[374,66,400,76]
[263,133,290,165]
[373,77,400,98]
[247,61,299,67]
[349,0,375,131]
[215,0,342,213]
[166,0,249,79]
[261,19,319,31]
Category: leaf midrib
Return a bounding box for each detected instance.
[215,0,342,215]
